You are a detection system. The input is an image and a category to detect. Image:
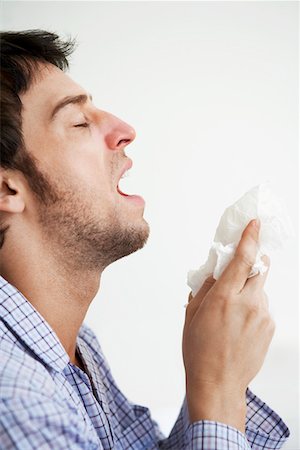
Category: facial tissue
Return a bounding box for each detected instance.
[187,183,294,297]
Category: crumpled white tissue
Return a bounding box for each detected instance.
[187,183,294,297]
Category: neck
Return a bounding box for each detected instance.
[1,237,102,365]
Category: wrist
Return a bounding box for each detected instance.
[186,383,247,434]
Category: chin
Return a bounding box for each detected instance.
[93,215,150,271]
[117,218,150,259]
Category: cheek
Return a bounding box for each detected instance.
[65,131,115,197]
[69,159,109,192]
[64,150,114,200]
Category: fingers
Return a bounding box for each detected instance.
[188,276,216,304]
[186,276,216,324]
[216,219,260,294]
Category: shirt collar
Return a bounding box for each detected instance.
[0,275,70,373]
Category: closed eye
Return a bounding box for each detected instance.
[74,122,90,128]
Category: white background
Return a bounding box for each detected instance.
[2,1,299,448]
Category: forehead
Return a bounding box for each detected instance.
[21,63,87,114]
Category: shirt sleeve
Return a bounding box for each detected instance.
[244,387,290,449]
[0,392,101,450]
[156,389,290,450]
[157,397,251,450]
[84,324,290,450]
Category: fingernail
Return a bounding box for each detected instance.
[253,218,260,231]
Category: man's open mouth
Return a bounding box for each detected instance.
[116,158,145,206]
[116,159,133,197]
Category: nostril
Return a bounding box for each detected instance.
[117,138,131,147]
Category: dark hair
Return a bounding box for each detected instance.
[0,29,76,248]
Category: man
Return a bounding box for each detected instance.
[0,30,289,449]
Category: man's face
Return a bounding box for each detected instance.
[20,63,149,271]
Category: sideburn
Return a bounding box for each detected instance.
[13,148,60,205]
[0,148,59,250]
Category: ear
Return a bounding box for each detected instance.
[0,169,25,214]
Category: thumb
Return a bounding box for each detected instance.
[216,219,260,294]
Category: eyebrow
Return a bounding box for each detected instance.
[49,93,93,121]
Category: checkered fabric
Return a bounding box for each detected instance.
[0,275,290,449]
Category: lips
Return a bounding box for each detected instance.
[117,185,130,196]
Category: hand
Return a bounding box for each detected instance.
[182,219,275,433]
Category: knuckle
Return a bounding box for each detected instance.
[259,311,275,332]
[244,292,260,310]
[268,317,276,334]
[236,252,256,269]
[260,311,270,325]
[247,303,260,317]
[245,298,267,319]
[213,288,230,303]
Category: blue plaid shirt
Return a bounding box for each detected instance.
[0,275,289,449]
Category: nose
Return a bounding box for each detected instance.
[101,111,136,150]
